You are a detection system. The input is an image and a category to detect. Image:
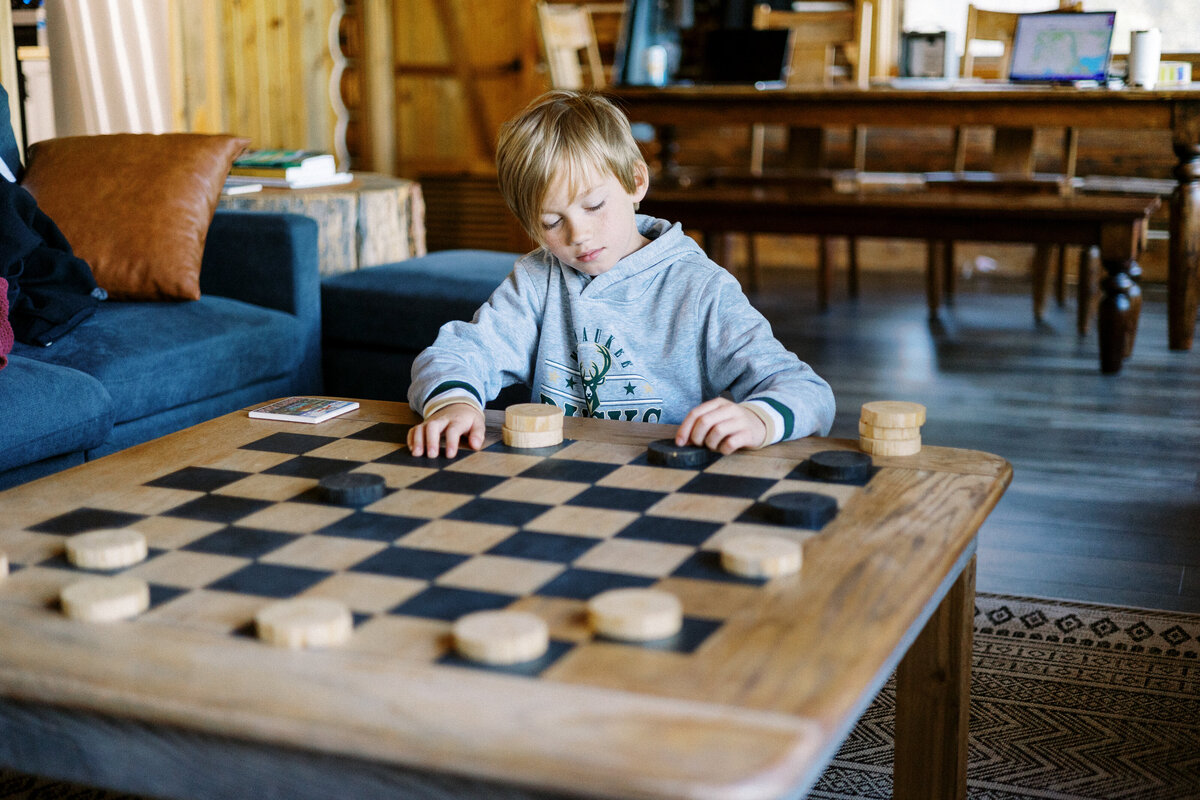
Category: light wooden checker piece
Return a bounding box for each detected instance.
[65,528,148,570]
[587,588,683,642]
[719,533,802,579]
[255,598,354,649]
[860,401,925,428]
[453,609,549,665]
[502,403,564,448]
[859,401,925,456]
[60,575,151,622]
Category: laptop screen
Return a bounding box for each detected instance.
[699,28,792,87]
[1008,11,1116,83]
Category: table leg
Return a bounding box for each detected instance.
[1169,142,1200,351]
[894,555,975,800]
[1098,255,1141,374]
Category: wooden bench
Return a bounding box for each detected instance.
[640,187,1160,374]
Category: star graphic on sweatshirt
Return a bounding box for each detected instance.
[623,382,637,395]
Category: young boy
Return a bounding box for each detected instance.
[407,90,834,457]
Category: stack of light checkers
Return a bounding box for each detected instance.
[858,401,926,456]
[502,403,565,449]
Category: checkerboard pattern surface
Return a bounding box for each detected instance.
[1,423,874,677]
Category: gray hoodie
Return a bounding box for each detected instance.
[409,215,835,444]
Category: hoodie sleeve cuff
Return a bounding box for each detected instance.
[740,401,779,449]
[421,380,485,418]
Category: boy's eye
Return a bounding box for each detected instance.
[541,218,561,230]
[585,200,605,212]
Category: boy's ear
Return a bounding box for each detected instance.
[631,161,650,203]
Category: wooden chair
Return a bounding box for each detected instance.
[713,0,875,299]
[535,2,607,90]
[925,2,1086,323]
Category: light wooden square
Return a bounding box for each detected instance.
[300,571,427,614]
[646,492,754,522]
[507,595,591,643]
[436,554,564,596]
[364,463,439,489]
[0,530,65,565]
[766,480,859,508]
[236,502,355,534]
[553,440,645,464]
[125,550,249,589]
[259,534,387,571]
[573,538,694,578]
[396,519,518,554]
[305,438,399,463]
[0,565,77,609]
[705,453,799,480]
[446,451,544,477]
[596,464,695,493]
[523,505,639,538]
[92,484,204,516]
[197,448,294,474]
[140,588,262,634]
[483,477,589,505]
[134,516,225,551]
[367,490,471,520]
[214,473,315,502]
[348,615,451,661]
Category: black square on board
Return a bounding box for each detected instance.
[240,432,338,455]
[518,458,619,484]
[148,583,189,610]
[444,498,552,527]
[407,470,508,496]
[316,512,427,542]
[349,546,469,581]
[348,422,411,444]
[373,449,466,469]
[485,531,599,564]
[208,562,331,598]
[163,495,274,525]
[264,456,364,480]
[28,508,147,535]
[597,617,722,654]
[678,472,778,499]
[567,485,666,513]
[615,516,723,547]
[534,567,656,600]
[391,585,517,621]
[183,526,300,559]
[145,467,252,493]
[671,550,769,585]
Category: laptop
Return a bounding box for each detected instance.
[697,28,792,88]
[1008,11,1116,84]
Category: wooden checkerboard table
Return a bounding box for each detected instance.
[0,400,1010,800]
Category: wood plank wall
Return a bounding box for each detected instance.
[170,0,342,162]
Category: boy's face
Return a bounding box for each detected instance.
[537,162,650,276]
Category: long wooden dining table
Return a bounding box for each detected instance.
[608,82,1200,354]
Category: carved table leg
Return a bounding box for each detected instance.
[1098,256,1139,373]
[1169,142,1200,351]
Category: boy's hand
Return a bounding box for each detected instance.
[676,398,767,455]
[408,403,486,458]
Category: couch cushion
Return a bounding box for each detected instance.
[321,250,519,350]
[10,296,305,424]
[21,133,250,301]
[0,356,112,471]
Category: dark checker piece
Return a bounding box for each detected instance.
[765,491,838,528]
[319,472,386,506]
[809,450,872,483]
[647,439,711,469]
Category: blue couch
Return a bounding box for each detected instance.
[0,210,322,489]
[321,249,525,406]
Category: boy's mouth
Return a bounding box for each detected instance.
[576,248,603,263]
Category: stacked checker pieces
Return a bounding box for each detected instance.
[858,401,926,456]
[1,407,876,674]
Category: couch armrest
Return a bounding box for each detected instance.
[201,210,323,393]
[201,211,320,317]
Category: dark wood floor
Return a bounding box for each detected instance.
[746,260,1200,613]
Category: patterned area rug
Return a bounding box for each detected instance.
[2,593,1198,800]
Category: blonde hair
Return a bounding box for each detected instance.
[496,90,645,242]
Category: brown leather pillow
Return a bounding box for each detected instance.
[21,133,250,301]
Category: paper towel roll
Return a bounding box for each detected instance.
[1129,28,1162,89]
